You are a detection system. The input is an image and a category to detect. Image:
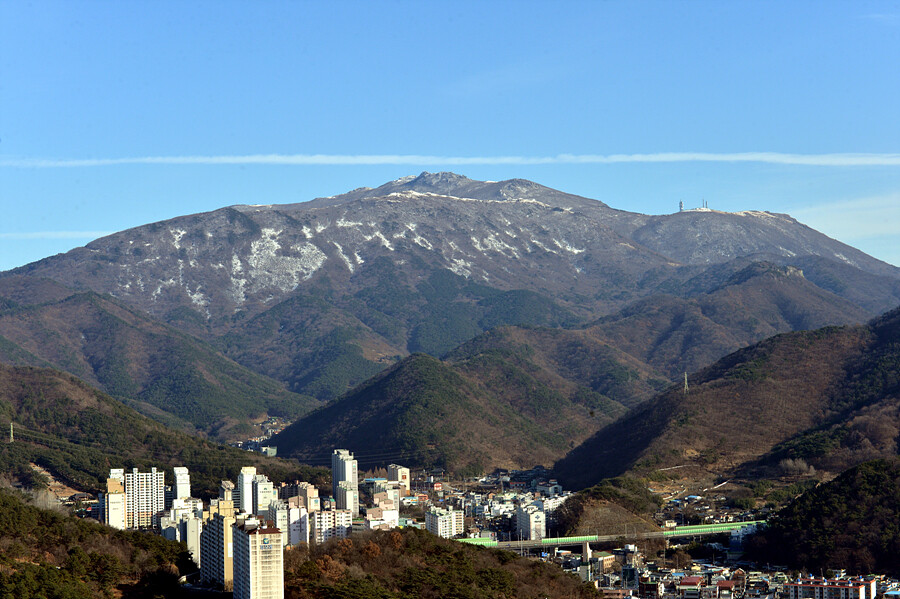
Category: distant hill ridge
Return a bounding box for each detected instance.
[554,305,900,489]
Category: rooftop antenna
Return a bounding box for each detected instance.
[683,373,689,395]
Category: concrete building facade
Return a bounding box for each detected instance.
[425,507,464,538]
[233,518,284,599]
[309,509,352,544]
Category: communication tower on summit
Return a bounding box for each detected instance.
[683,372,689,395]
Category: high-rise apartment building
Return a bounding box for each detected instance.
[173,466,191,501]
[252,474,276,516]
[116,467,165,529]
[516,504,546,541]
[100,475,126,530]
[335,481,359,517]
[278,481,321,512]
[236,467,257,514]
[331,450,358,517]
[220,480,235,502]
[267,500,306,547]
[233,518,284,599]
[199,500,237,589]
[425,507,464,538]
[309,509,352,544]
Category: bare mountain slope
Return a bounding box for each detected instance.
[554,305,900,490]
[3,172,897,405]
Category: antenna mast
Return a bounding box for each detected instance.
[8,422,13,443]
[683,373,689,395]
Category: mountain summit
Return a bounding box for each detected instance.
[4,173,899,407]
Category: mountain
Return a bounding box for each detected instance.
[746,458,900,575]
[554,305,900,490]
[584,261,872,378]
[272,336,669,473]
[5,172,897,405]
[0,363,327,495]
[445,325,669,409]
[0,276,315,437]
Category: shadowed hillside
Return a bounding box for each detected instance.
[746,458,900,575]
[0,279,316,438]
[556,305,900,490]
[0,364,327,495]
[554,324,873,489]
[274,349,638,474]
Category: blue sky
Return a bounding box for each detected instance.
[2,1,899,271]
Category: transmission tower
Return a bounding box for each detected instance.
[683,372,689,395]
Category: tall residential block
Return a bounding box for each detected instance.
[220,480,235,501]
[233,517,284,599]
[309,509,352,544]
[331,450,358,517]
[335,481,359,517]
[278,481,321,512]
[516,504,546,541]
[252,474,276,517]
[119,467,166,529]
[199,500,237,589]
[101,476,126,530]
[267,500,305,547]
[173,466,191,501]
[236,466,257,514]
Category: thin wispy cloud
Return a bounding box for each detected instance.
[3,152,900,168]
[859,12,900,22]
[0,231,114,240]
[792,193,900,241]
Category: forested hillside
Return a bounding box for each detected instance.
[0,364,327,495]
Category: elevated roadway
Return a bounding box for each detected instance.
[458,520,764,550]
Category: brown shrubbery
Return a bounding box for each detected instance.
[284,527,599,599]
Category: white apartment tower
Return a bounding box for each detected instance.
[331,449,359,517]
[335,481,359,517]
[516,504,546,541]
[236,466,257,514]
[425,507,464,538]
[233,518,284,599]
[295,482,320,512]
[173,466,191,501]
[309,509,352,544]
[267,500,305,547]
[252,474,277,517]
[117,467,166,529]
